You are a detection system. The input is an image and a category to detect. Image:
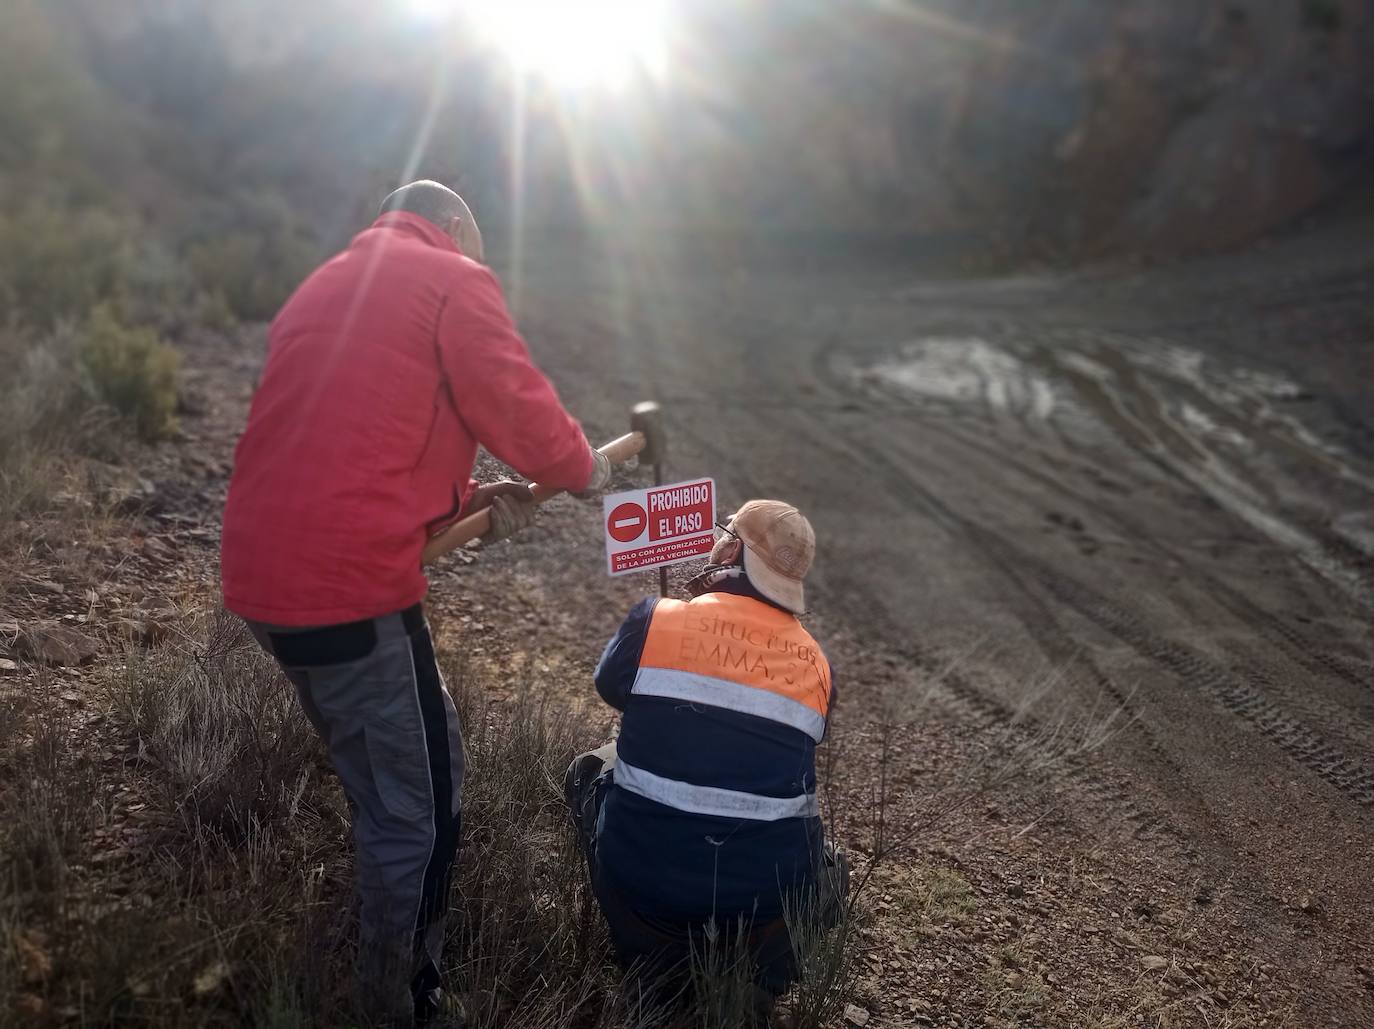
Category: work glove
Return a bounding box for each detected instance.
[572,447,612,499]
[469,481,537,542]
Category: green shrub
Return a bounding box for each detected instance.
[1301,0,1342,31]
[118,237,201,330]
[188,227,316,321]
[78,304,180,441]
[193,288,238,332]
[0,203,135,328]
[0,1,138,200]
[0,326,104,529]
[0,326,83,450]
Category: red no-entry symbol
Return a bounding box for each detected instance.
[607,501,648,543]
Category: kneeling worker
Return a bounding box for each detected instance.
[565,500,846,1001]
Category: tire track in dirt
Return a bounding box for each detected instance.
[862,415,1374,807]
[874,420,1374,806]
[765,404,1198,857]
[1046,338,1374,608]
[622,291,1217,853]
[803,339,1176,730]
[613,276,1373,842]
[1020,558,1374,807]
[899,409,1374,733]
[812,338,1374,736]
[789,343,1374,810]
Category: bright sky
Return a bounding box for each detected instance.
[406,0,670,89]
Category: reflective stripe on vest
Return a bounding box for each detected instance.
[631,667,827,742]
[637,594,831,732]
[614,758,819,821]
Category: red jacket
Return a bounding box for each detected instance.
[221,211,593,626]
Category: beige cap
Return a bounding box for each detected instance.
[729,499,815,614]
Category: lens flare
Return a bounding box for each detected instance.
[412,0,669,89]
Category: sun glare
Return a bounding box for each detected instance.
[414,0,669,89]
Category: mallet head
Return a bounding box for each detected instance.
[630,401,666,467]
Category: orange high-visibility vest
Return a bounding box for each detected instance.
[612,593,834,822]
[635,593,832,741]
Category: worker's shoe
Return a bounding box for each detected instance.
[413,987,443,1027]
[563,742,618,859]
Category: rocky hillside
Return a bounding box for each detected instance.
[42,0,1374,257]
[672,0,1374,255]
[939,0,1374,254]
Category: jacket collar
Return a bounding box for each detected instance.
[690,564,792,614]
[369,210,463,255]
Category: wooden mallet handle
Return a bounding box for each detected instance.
[421,430,646,564]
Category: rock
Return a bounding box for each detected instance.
[89,462,158,513]
[119,600,179,645]
[14,929,51,984]
[141,536,174,561]
[23,578,65,596]
[136,600,180,622]
[1140,955,1169,971]
[15,623,100,666]
[1006,882,1025,898]
[15,993,46,1018]
[1047,510,1086,533]
[1111,927,1142,951]
[117,618,172,647]
[192,960,232,996]
[843,1004,871,1027]
[176,385,209,417]
[51,489,93,509]
[0,659,17,673]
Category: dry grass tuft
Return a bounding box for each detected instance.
[112,611,324,843]
[0,609,864,1027]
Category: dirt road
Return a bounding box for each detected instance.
[134,218,1374,1025]
[461,221,1374,1024]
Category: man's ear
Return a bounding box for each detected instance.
[710,537,743,565]
[460,215,484,262]
[445,215,465,247]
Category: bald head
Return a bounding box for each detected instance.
[379,180,483,260]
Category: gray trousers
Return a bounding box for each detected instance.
[247,605,464,1022]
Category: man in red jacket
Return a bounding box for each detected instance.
[221,180,610,1024]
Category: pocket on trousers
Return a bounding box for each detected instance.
[363,720,432,823]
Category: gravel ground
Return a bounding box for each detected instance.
[5,217,1372,1027]
[480,218,1374,1026]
